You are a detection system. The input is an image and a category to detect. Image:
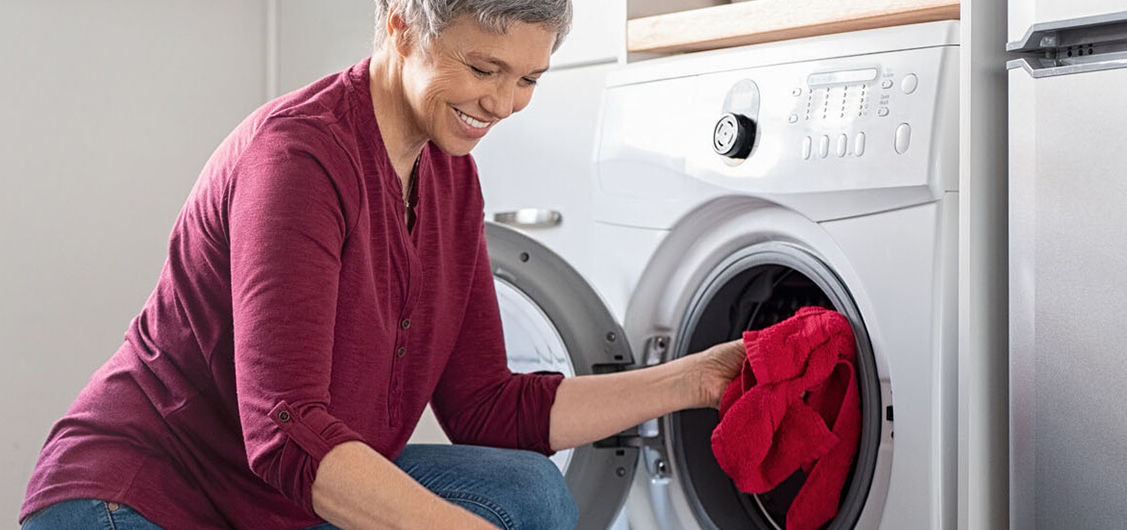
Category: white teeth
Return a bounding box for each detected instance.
[456,109,491,129]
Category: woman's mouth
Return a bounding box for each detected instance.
[453,108,494,136]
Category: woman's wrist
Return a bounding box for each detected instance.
[681,339,748,410]
[663,355,711,410]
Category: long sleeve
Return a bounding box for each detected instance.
[227,120,365,513]
[429,218,564,455]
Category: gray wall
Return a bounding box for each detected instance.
[276,1,376,93]
[0,1,373,524]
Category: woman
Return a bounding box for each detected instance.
[20,1,746,528]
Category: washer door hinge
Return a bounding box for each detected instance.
[593,334,674,479]
[643,334,671,366]
[595,424,672,481]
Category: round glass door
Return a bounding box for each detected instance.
[668,242,882,530]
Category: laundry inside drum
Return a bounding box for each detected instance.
[670,260,879,530]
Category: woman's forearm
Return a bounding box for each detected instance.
[548,355,707,451]
[311,441,496,529]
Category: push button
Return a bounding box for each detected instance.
[400,318,411,329]
[894,123,912,154]
[854,132,866,157]
[901,73,919,94]
[836,134,848,157]
[802,136,812,159]
[396,347,406,358]
[818,135,830,159]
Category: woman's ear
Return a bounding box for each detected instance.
[385,7,414,58]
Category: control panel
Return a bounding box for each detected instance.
[685,43,958,200]
[594,24,960,226]
[786,66,922,161]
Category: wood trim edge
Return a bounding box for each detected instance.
[627,2,960,54]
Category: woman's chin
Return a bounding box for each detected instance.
[431,135,481,157]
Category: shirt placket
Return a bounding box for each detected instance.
[389,315,410,427]
[389,218,423,428]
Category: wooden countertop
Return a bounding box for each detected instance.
[627,0,960,54]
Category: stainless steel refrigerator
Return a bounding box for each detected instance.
[1007,3,1127,528]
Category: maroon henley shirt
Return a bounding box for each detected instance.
[20,59,563,529]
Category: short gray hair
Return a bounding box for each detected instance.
[373,0,572,52]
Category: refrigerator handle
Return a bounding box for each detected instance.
[1007,56,1127,78]
[1006,11,1127,78]
[1007,10,1127,52]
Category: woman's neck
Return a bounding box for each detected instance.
[369,48,426,184]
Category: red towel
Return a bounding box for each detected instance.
[711,306,861,530]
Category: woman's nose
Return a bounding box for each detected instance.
[482,82,516,120]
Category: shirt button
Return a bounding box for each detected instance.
[400,319,411,329]
[396,347,406,358]
[278,410,291,423]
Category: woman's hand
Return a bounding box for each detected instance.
[548,336,749,450]
[690,338,747,409]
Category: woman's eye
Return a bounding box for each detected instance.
[521,77,539,86]
[470,66,493,77]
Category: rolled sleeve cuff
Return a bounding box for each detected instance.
[266,401,365,511]
[517,372,566,456]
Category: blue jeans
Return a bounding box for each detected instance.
[22,444,578,530]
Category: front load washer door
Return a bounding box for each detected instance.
[666,242,881,530]
[486,222,638,530]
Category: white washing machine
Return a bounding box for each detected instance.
[480,21,960,529]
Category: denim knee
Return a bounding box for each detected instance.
[499,450,578,530]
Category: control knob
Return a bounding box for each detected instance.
[713,113,756,159]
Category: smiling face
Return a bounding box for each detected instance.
[396,15,556,156]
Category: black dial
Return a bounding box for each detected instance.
[713,113,756,159]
